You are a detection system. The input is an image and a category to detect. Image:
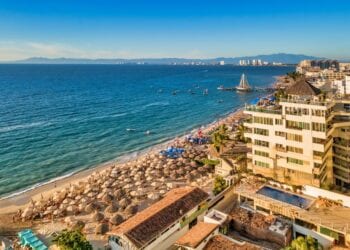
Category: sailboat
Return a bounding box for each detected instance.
[236,73,252,92]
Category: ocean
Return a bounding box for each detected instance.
[0,64,293,197]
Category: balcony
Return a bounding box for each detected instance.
[245,105,282,115]
[280,98,329,106]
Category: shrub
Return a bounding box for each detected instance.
[52,229,92,250]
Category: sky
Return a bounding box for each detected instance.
[0,0,350,60]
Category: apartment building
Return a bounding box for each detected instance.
[244,78,350,189]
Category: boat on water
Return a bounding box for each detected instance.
[217,85,235,91]
[203,89,208,95]
[236,73,252,92]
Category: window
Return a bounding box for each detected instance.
[287,146,303,154]
[254,128,269,136]
[286,120,310,130]
[313,151,323,157]
[254,139,269,147]
[312,122,326,132]
[275,119,283,125]
[286,133,302,142]
[254,150,269,157]
[285,107,309,116]
[275,131,285,137]
[312,109,326,117]
[253,116,273,125]
[255,160,269,168]
[287,157,303,165]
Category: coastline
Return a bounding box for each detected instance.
[0,107,245,215]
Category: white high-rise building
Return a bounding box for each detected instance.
[244,78,350,188]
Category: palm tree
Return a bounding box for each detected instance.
[211,124,229,153]
[287,71,303,81]
[235,124,246,142]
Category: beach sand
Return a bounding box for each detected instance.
[0,108,246,217]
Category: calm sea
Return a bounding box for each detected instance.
[0,64,293,197]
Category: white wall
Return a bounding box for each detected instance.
[303,185,350,207]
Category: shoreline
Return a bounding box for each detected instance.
[0,107,245,215]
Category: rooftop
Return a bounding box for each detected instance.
[108,186,209,248]
[175,222,219,248]
[203,235,261,250]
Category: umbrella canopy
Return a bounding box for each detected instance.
[102,194,114,204]
[95,223,109,235]
[109,213,124,225]
[105,203,118,213]
[92,211,104,222]
[125,204,138,216]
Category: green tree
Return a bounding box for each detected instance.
[212,175,228,195]
[52,229,93,250]
[283,236,322,250]
[211,124,229,153]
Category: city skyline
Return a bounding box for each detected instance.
[1,0,350,60]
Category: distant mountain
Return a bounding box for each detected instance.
[6,53,323,65]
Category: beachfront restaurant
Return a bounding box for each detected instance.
[107,187,209,250]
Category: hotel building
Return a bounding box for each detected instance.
[244,78,350,189]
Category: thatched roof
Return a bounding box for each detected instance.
[92,211,104,222]
[110,213,124,225]
[175,222,218,248]
[95,223,109,235]
[108,187,209,249]
[286,77,321,96]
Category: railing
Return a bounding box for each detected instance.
[245,105,282,115]
[279,98,330,106]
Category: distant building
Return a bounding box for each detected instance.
[333,75,350,95]
[108,187,209,250]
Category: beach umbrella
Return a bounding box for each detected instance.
[95,223,109,235]
[125,204,138,216]
[102,194,114,204]
[109,213,124,225]
[66,205,78,213]
[147,193,160,200]
[92,211,104,222]
[113,189,124,200]
[105,203,118,213]
[85,202,99,213]
[119,198,131,209]
[72,220,85,229]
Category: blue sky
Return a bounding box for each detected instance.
[0,0,350,60]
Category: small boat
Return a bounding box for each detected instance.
[145,130,151,135]
[203,89,208,95]
[172,91,177,95]
[217,85,224,90]
[236,73,252,92]
[126,128,136,132]
[218,99,223,103]
[217,85,235,91]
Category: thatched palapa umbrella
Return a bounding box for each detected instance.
[109,213,124,225]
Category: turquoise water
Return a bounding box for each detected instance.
[0,64,293,197]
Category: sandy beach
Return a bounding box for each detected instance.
[0,108,246,217]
